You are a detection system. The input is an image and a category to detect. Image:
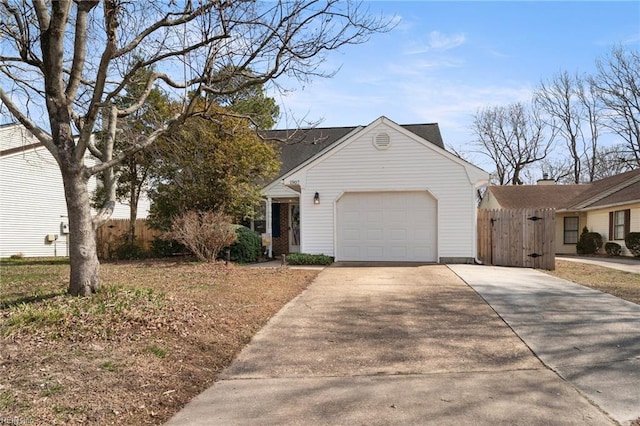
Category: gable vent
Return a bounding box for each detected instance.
[373,132,391,150]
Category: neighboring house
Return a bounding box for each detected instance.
[0,123,149,258]
[259,116,490,263]
[479,170,640,256]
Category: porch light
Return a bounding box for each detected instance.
[314,192,320,204]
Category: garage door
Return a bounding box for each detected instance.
[336,191,437,262]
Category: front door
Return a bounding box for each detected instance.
[289,203,300,253]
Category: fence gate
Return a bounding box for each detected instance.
[477,208,556,270]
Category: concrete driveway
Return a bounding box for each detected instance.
[450,265,640,426]
[166,265,612,425]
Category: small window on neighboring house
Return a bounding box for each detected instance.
[564,217,579,244]
[609,209,631,240]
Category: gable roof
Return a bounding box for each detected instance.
[485,169,640,211]
[262,122,445,179]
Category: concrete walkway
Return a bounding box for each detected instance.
[450,265,640,426]
[166,266,613,425]
[556,255,640,274]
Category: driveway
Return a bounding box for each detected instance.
[450,265,640,426]
[166,266,612,425]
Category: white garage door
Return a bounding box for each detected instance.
[336,191,437,262]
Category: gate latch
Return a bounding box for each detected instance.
[528,253,542,258]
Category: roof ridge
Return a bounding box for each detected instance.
[568,172,640,209]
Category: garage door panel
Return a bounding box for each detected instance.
[337,191,436,262]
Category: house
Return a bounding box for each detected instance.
[259,116,490,263]
[0,123,149,258]
[479,170,640,256]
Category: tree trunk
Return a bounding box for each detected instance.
[62,167,101,296]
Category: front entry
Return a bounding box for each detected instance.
[289,204,300,253]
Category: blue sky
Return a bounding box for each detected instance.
[269,1,640,167]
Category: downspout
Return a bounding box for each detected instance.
[474,183,487,265]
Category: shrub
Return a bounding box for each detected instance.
[604,242,622,257]
[165,210,237,262]
[286,253,334,265]
[228,226,261,263]
[112,237,146,260]
[576,230,603,255]
[150,238,185,258]
[625,232,640,257]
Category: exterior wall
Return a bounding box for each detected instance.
[0,126,149,258]
[271,203,289,256]
[555,211,587,255]
[585,202,640,256]
[478,189,501,210]
[292,121,483,260]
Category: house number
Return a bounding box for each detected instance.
[289,180,300,185]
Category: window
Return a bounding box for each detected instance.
[564,217,579,244]
[609,209,631,241]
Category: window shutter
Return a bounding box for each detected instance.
[625,209,631,237]
[609,212,614,240]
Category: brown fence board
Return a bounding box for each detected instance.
[95,219,161,259]
[477,208,555,270]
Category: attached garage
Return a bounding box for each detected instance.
[261,116,490,263]
[336,191,437,262]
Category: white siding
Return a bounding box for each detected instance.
[296,120,485,260]
[1,147,72,257]
[1,126,149,258]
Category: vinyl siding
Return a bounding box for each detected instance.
[297,122,481,259]
[1,129,149,258]
[585,203,640,256]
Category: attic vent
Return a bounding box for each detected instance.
[373,132,390,150]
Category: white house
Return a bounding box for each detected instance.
[260,116,490,263]
[0,123,149,258]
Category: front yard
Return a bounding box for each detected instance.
[0,259,319,425]
[0,258,638,425]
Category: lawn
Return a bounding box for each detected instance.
[0,258,319,425]
[550,259,640,305]
[1,258,638,425]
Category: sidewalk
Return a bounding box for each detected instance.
[557,255,640,273]
[450,264,640,426]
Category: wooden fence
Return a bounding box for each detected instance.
[95,219,161,259]
[478,208,556,270]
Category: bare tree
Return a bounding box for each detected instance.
[535,71,601,183]
[472,102,554,185]
[590,46,640,165]
[0,0,390,295]
[590,144,637,180]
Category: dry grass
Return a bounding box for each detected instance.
[0,258,319,425]
[550,260,640,305]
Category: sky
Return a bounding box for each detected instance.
[267,1,640,170]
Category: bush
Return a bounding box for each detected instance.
[286,253,334,265]
[576,229,603,255]
[228,226,261,263]
[625,232,640,257]
[604,242,622,257]
[150,238,185,258]
[113,239,146,260]
[165,210,237,262]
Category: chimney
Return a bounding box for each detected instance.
[537,173,556,185]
